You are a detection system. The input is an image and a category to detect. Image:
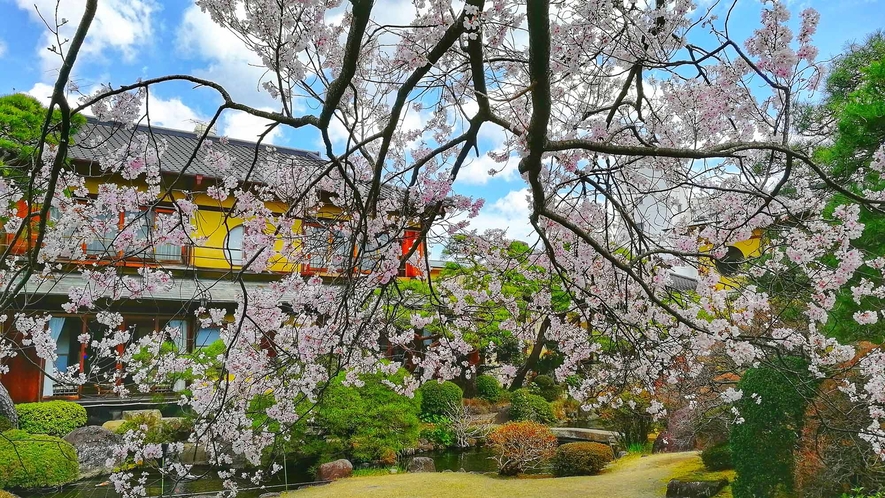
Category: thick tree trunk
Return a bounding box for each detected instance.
[509,317,550,391]
[0,381,18,429]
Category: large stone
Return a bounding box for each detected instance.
[316,459,353,481]
[0,382,18,430]
[102,420,126,432]
[64,426,124,479]
[179,443,209,465]
[122,409,162,422]
[666,479,729,498]
[407,457,436,473]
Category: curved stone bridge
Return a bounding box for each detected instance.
[550,427,620,445]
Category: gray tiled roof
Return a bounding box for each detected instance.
[69,117,326,182]
[69,118,406,203]
[667,272,698,292]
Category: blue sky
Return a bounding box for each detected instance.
[0,0,882,243]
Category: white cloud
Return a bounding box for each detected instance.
[455,152,520,186]
[176,6,277,109]
[146,96,206,131]
[14,0,158,75]
[0,39,6,58]
[25,82,55,104]
[464,188,536,243]
[221,110,283,143]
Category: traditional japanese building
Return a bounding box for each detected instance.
[0,118,429,404]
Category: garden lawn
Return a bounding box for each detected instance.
[286,452,700,498]
[665,455,736,498]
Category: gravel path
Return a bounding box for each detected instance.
[286,452,700,498]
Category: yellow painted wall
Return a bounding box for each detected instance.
[80,177,305,273]
[705,229,764,290]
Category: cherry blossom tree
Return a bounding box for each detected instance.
[2,0,885,495]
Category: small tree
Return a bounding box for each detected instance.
[445,399,491,448]
[731,359,814,498]
[487,421,557,476]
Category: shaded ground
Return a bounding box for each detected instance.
[285,452,701,498]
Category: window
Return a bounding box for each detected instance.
[85,212,119,257]
[714,246,745,276]
[359,232,391,271]
[152,210,184,262]
[224,225,244,265]
[196,327,221,349]
[304,223,348,272]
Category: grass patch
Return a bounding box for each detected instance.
[352,467,403,477]
[666,456,736,498]
[285,453,700,498]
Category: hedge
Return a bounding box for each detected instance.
[531,375,563,402]
[16,401,87,438]
[552,442,614,476]
[701,442,733,471]
[419,381,463,417]
[509,389,556,424]
[475,375,502,403]
[0,429,79,488]
[731,358,813,498]
[308,369,423,464]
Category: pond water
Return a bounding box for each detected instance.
[18,448,515,498]
[19,463,314,498]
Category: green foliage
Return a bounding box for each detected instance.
[552,442,614,476]
[842,489,885,498]
[509,389,555,424]
[475,375,502,402]
[807,33,885,343]
[530,375,563,402]
[0,416,13,433]
[420,419,455,447]
[310,369,422,464]
[731,359,814,498]
[418,381,463,417]
[0,429,79,489]
[115,414,192,444]
[0,93,87,164]
[16,401,87,438]
[626,442,652,454]
[701,443,733,471]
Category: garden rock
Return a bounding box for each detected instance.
[407,457,436,473]
[63,426,124,478]
[666,479,729,498]
[0,383,18,429]
[317,459,352,481]
[102,420,126,432]
[122,409,162,422]
[180,443,209,465]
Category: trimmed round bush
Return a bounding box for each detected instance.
[475,375,502,402]
[701,442,733,471]
[16,401,87,438]
[0,429,79,488]
[509,389,556,424]
[488,421,557,476]
[419,381,463,416]
[552,442,614,476]
[531,375,563,402]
